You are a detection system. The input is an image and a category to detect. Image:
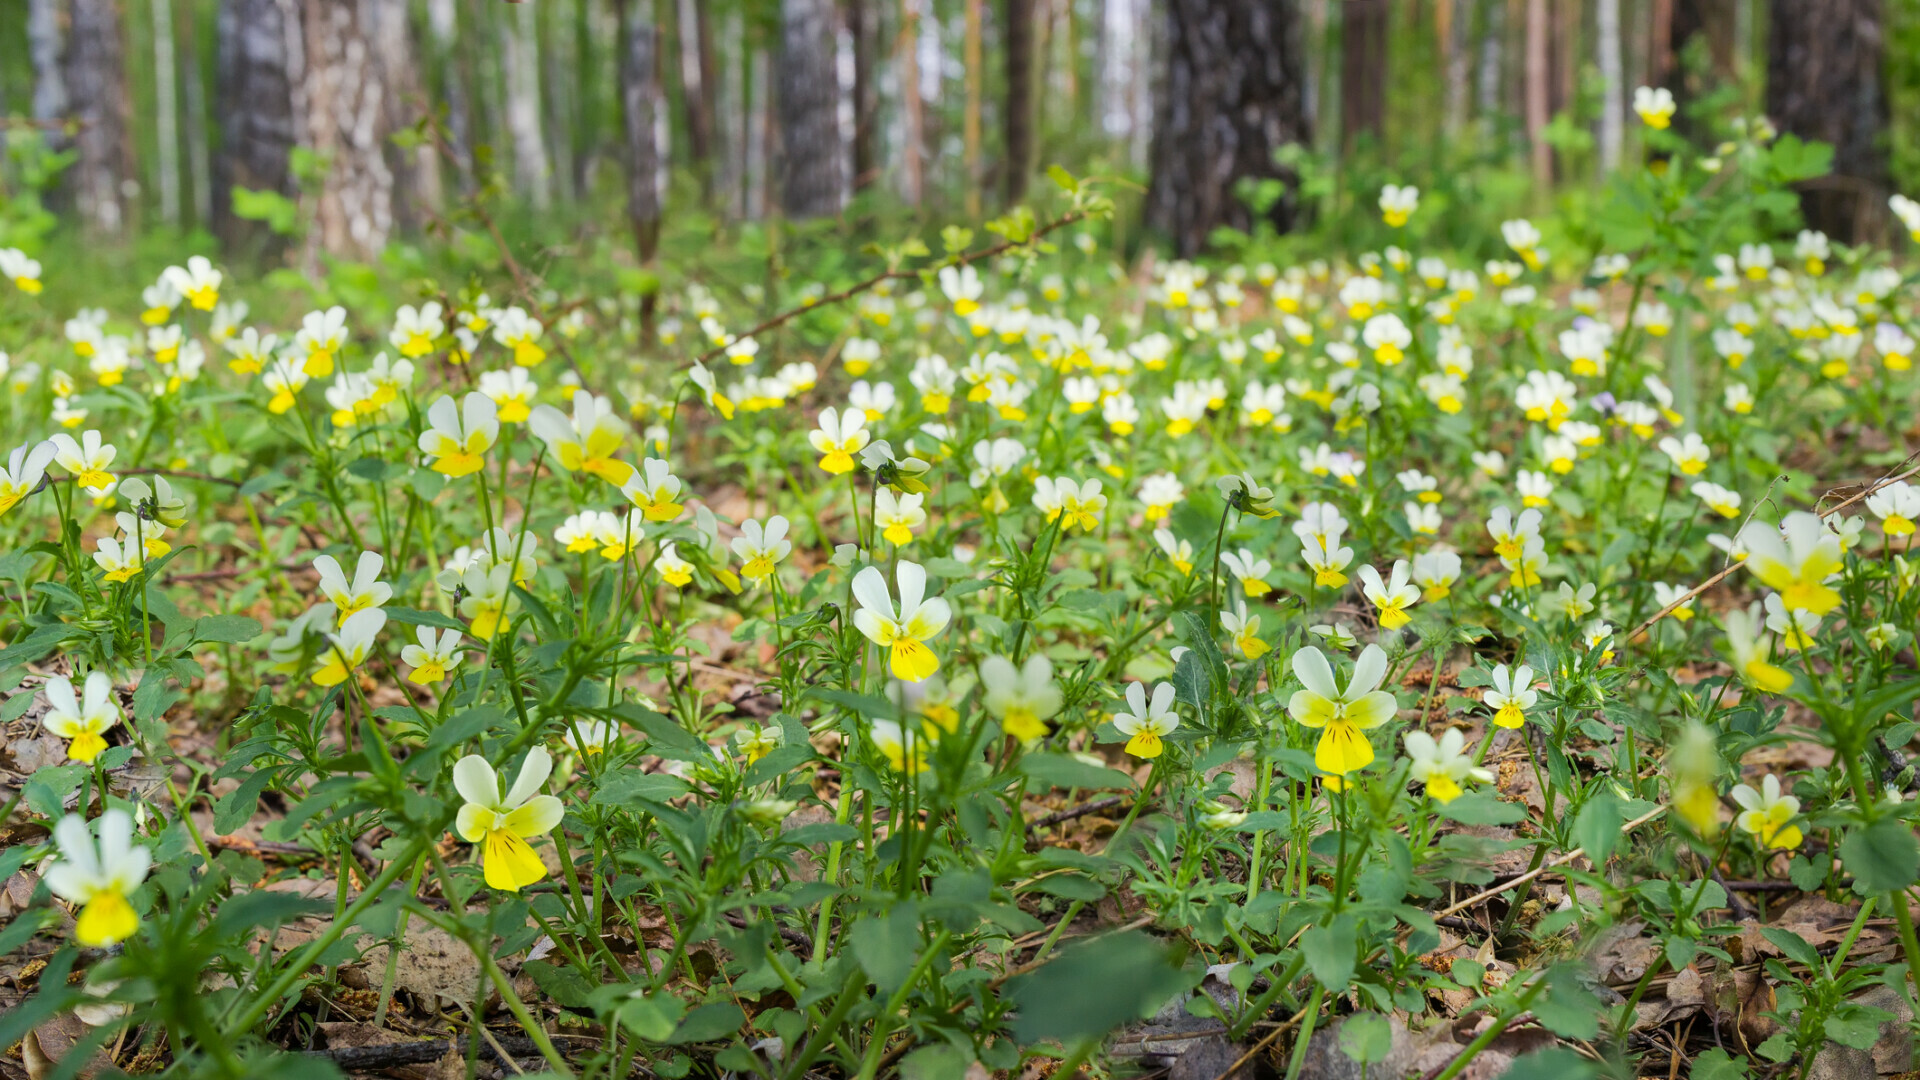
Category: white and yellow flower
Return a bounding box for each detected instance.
[852,561,952,682]
[454,748,565,891]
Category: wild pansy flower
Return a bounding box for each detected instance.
[418,393,499,478]
[530,389,633,485]
[1736,511,1844,615]
[1731,774,1802,850]
[0,440,56,516]
[50,430,116,493]
[46,810,150,947]
[809,406,871,475]
[1113,681,1179,759]
[41,672,121,763]
[1405,729,1491,803]
[312,608,387,687]
[313,551,392,624]
[1288,645,1397,779]
[454,748,564,891]
[620,458,686,522]
[732,516,792,586]
[1359,561,1420,629]
[1221,548,1273,597]
[980,653,1063,742]
[1484,664,1537,728]
[1722,602,1792,693]
[390,302,445,358]
[401,628,464,685]
[852,561,951,682]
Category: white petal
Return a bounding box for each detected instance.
[452,755,500,808]
[506,746,554,807]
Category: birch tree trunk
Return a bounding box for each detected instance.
[214,0,302,247]
[1524,0,1550,183]
[618,0,662,261]
[503,1,552,210]
[303,0,395,261]
[778,0,843,217]
[151,0,182,224]
[1766,0,1890,241]
[66,0,137,235]
[1147,0,1314,256]
[962,0,983,216]
[1443,0,1476,136]
[1596,0,1624,172]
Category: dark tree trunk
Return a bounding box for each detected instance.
[66,0,137,235]
[368,0,434,231]
[214,0,302,249]
[1147,0,1313,257]
[1765,0,1889,242]
[27,0,70,213]
[1340,0,1387,150]
[848,0,879,192]
[304,0,396,260]
[1003,0,1033,205]
[777,0,842,218]
[676,0,718,200]
[1658,0,1735,145]
[618,0,662,262]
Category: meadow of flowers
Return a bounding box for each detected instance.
[5,92,1920,1079]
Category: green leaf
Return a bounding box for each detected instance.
[1336,1013,1394,1064]
[591,773,692,808]
[1498,1047,1599,1080]
[1436,792,1527,825]
[1840,818,1920,893]
[213,890,330,935]
[1300,913,1358,990]
[850,905,921,994]
[381,607,465,632]
[1573,791,1622,866]
[193,614,264,643]
[1531,964,1601,1040]
[213,768,280,835]
[615,703,710,762]
[667,1002,745,1044]
[1689,1049,1750,1080]
[1019,752,1136,791]
[616,993,687,1042]
[1006,931,1187,1044]
[902,1043,972,1080]
[1759,926,1821,969]
[523,960,595,1009]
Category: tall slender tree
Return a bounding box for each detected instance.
[1003,0,1033,205]
[66,0,137,235]
[618,0,662,261]
[1340,0,1387,150]
[1766,0,1890,241]
[214,0,302,247]
[1147,0,1313,256]
[778,0,843,217]
[303,0,396,260]
[848,0,879,193]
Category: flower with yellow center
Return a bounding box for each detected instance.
[313,550,390,624]
[1113,681,1179,759]
[1736,512,1844,615]
[809,406,871,476]
[620,457,686,522]
[733,724,783,766]
[875,488,927,547]
[1404,728,1491,803]
[0,440,55,517]
[389,302,446,359]
[478,368,538,423]
[1722,601,1793,694]
[262,358,308,414]
[870,719,929,774]
[162,255,221,310]
[41,672,121,764]
[456,562,515,639]
[852,561,952,682]
[0,248,43,294]
[1378,183,1418,227]
[491,306,547,366]
[1731,774,1803,850]
[980,653,1063,742]
[454,748,565,891]
[1155,529,1194,574]
[46,810,149,947]
[1359,560,1420,629]
[1362,314,1411,365]
[655,541,695,587]
[1659,433,1711,475]
[731,516,791,586]
[1692,481,1742,519]
[1867,481,1920,539]
[1633,85,1677,129]
[294,306,349,377]
[530,389,633,486]
[1220,548,1273,597]
[92,536,142,583]
[939,264,984,315]
[1484,664,1537,729]
[401,627,465,685]
[1288,644,1397,779]
[312,608,387,687]
[50,430,116,493]
[1669,721,1721,837]
[1411,550,1460,601]
[417,393,500,479]
[1222,601,1269,659]
[1033,476,1105,532]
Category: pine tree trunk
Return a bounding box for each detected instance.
[214,0,302,248]
[1524,0,1549,183]
[66,0,137,235]
[1004,0,1033,204]
[303,0,395,261]
[618,0,662,261]
[367,0,434,230]
[1340,0,1387,150]
[425,0,474,191]
[900,0,924,206]
[176,1,213,225]
[1443,0,1476,135]
[778,0,843,217]
[28,0,69,203]
[963,0,983,216]
[1147,0,1314,256]
[1766,0,1889,242]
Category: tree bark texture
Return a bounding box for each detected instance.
[848,0,879,192]
[303,0,396,260]
[66,0,137,234]
[618,0,662,261]
[1339,0,1387,150]
[1003,0,1034,205]
[1147,0,1314,257]
[778,0,843,218]
[1765,0,1889,242]
[214,0,302,245]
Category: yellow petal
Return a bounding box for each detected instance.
[1315,721,1374,776]
[75,891,138,947]
[483,829,547,891]
[890,638,940,682]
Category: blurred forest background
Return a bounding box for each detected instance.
[1,0,1918,281]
